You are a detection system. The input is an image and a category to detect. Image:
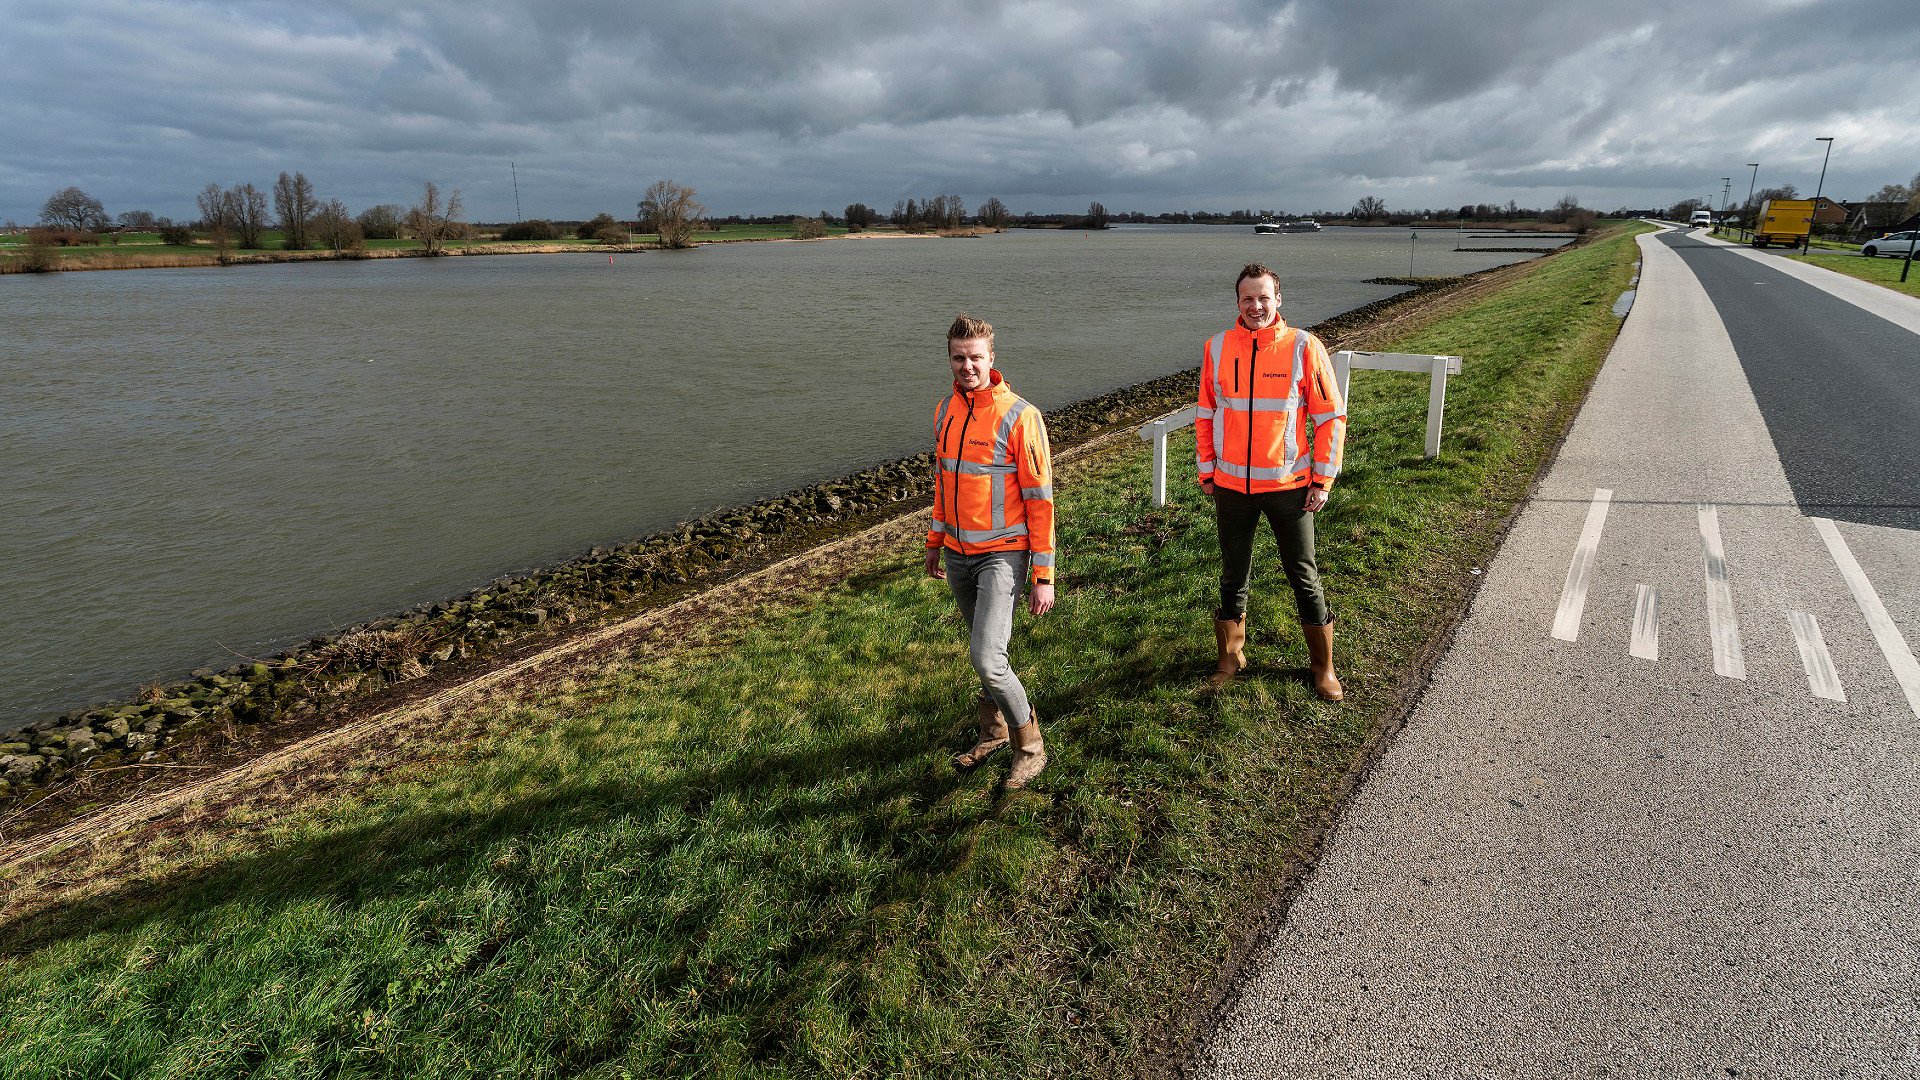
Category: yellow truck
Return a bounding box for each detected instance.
[1752,199,1813,248]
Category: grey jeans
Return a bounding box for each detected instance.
[944,549,1033,729]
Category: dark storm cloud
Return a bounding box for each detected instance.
[1,0,1916,221]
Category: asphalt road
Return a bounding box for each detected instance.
[1660,230,1920,531]
[1194,228,1920,1078]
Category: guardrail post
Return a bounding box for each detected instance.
[1424,355,1448,458]
[1148,419,1169,507]
[1136,405,1198,507]
[1332,351,1354,409]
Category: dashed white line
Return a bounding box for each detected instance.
[1812,517,1920,718]
[1697,504,1746,680]
[1552,488,1612,642]
[1789,611,1847,703]
[1630,584,1660,660]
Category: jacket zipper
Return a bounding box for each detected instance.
[1245,335,1259,484]
[952,393,977,543]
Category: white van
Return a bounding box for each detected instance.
[1689,209,1713,228]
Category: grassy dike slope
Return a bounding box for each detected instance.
[0,226,1650,1078]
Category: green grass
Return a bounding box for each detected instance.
[0,223,853,263]
[0,226,1650,1078]
[1785,251,1920,298]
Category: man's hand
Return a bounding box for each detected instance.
[1029,582,1055,616]
[924,548,946,579]
[1304,487,1329,513]
[1200,478,1215,496]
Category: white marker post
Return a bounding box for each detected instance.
[1137,406,1198,507]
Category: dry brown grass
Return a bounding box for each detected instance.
[0,251,222,273]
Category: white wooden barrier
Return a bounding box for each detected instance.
[1330,350,1462,459]
[1135,351,1464,506]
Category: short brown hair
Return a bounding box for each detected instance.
[1236,263,1280,293]
[948,313,994,343]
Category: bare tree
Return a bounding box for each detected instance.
[311,198,362,251]
[196,183,230,232]
[639,179,705,249]
[272,171,319,250]
[223,183,269,248]
[40,187,109,231]
[405,181,465,256]
[1867,183,1911,205]
[115,209,158,230]
[1351,196,1387,220]
[1548,194,1583,223]
[978,197,1012,231]
[1083,201,1109,229]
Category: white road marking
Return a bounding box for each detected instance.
[1552,488,1612,642]
[1788,610,1847,703]
[1697,504,1746,680]
[1630,584,1660,660]
[1812,517,1920,718]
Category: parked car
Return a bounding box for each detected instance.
[1861,231,1919,258]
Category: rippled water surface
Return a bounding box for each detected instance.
[1,226,1566,725]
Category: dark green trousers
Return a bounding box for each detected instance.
[1213,485,1332,626]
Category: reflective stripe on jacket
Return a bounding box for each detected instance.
[926,370,1057,585]
[1195,317,1346,494]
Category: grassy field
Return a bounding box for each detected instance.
[0,223,860,271]
[1785,250,1920,298]
[0,226,1649,1078]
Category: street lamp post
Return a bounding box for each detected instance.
[1721,177,1731,232]
[1744,163,1759,241]
[1804,136,1834,254]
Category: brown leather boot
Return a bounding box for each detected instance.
[1005,714,1047,790]
[1302,621,1344,702]
[1206,612,1247,692]
[953,693,1009,768]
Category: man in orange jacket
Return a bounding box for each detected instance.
[925,313,1056,789]
[1196,263,1347,701]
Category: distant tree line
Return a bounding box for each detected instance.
[46,170,1920,256]
[14,177,475,259]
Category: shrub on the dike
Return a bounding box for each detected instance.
[499,219,558,241]
[576,213,619,240]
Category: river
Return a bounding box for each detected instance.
[0,225,1567,727]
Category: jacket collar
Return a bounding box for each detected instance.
[1233,315,1292,348]
[953,368,1011,406]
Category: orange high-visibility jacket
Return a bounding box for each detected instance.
[927,370,1057,585]
[1196,317,1346,494]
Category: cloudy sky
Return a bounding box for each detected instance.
[3,0,1916,224]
